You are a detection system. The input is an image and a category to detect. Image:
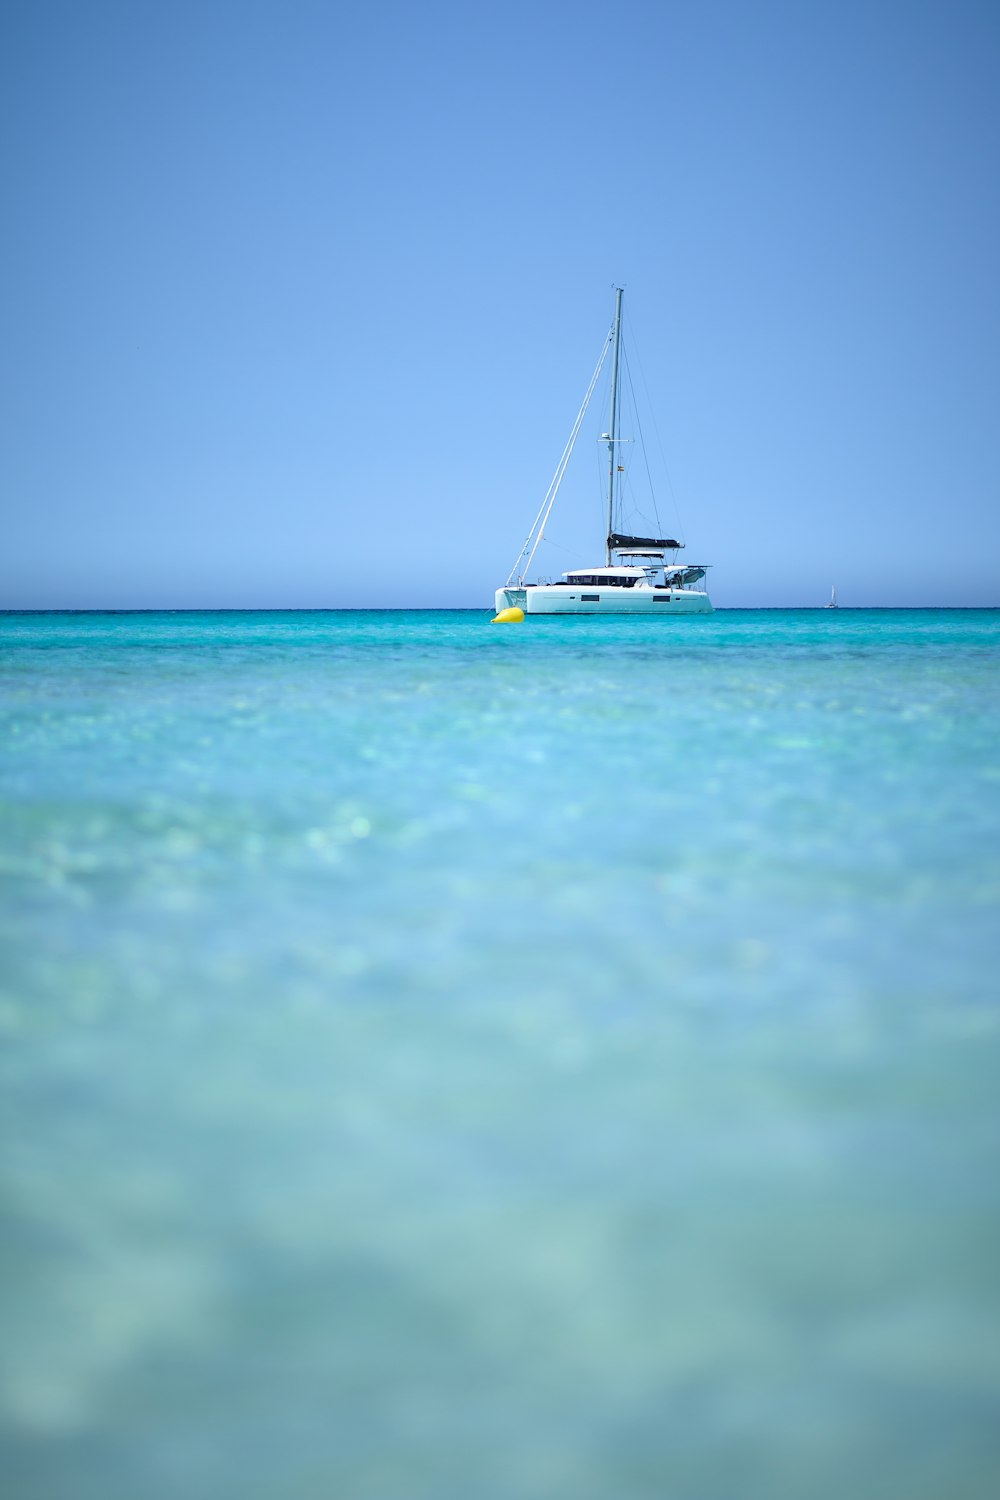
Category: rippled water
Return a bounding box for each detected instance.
[2,608,999,1498]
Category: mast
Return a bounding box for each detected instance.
[605,287,623,565]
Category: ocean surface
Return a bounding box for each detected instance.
[2,607,999,1499]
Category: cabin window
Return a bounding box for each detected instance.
[582,594,600,602]
[566,574,639,588]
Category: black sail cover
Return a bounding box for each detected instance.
[608,532,683,550]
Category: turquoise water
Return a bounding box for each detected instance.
[2,607,999,1499]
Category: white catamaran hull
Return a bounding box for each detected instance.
[494,289,714,620]
[495,586,713,616]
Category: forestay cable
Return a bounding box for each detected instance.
[505,328,613,586]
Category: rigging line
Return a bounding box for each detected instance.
[506,327,613,585]
[506,325,613,586]
[625,307,686,542]
[592,347,614,532]
[611,334,636,531]
[621,340,663,535]
[593,428,606,536]
[615,351,635,532]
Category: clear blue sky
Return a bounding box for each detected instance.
[2,0,998,608]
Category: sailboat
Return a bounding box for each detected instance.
[825,586,838,608]
[494,287,712,617]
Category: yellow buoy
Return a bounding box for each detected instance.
[491,606,524,624]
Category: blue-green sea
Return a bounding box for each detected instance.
[2,607,999,1500]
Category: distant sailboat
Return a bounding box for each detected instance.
[825,586,838,609]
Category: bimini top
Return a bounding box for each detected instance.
[608,532,683,551]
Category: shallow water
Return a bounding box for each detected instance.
[2,608,999,1498]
